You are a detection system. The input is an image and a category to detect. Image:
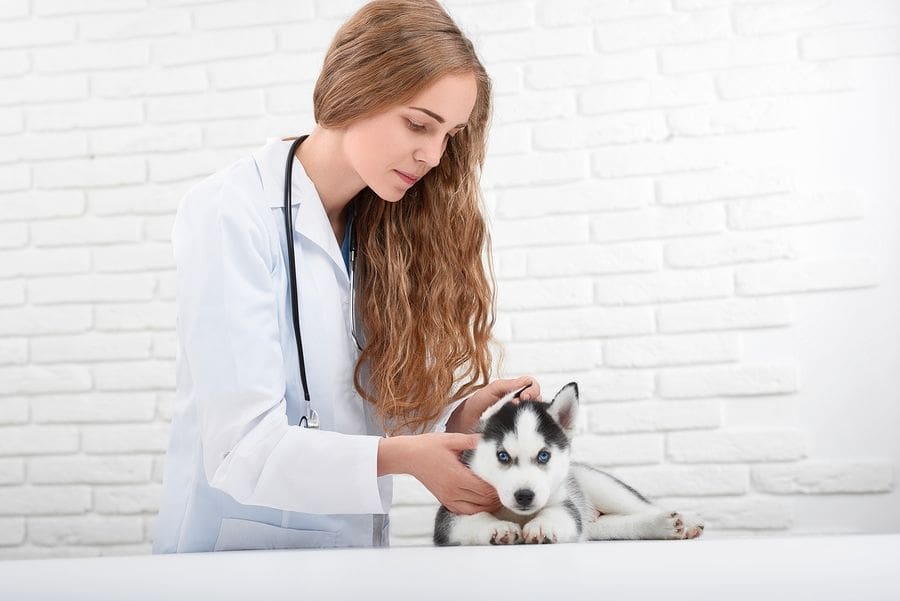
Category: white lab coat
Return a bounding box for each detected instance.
[153,137,464,553]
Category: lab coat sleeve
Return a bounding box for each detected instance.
[430,394,472,433]
[173,179,388,515]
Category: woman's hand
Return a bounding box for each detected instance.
[446,375,542,434]
[378,433,501,515]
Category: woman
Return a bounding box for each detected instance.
[153,0,541,553]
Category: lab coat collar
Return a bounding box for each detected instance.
[252,136,350,280]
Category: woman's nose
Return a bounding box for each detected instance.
[415,136,445,168]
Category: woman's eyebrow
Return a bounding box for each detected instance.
[409,106,467,129]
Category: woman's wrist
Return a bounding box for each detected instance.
[377,435,413,477]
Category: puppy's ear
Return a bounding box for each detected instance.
[478,397,508,426]
[547,382,579,434]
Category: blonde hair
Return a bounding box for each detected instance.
[313,0,495,434]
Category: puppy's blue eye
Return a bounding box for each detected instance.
[537,450,551,464]
[497,451,510,463]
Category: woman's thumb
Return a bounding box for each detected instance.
[445,433,480,450]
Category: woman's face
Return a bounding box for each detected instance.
[342,72,478,202]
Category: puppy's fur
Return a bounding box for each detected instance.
[434,382,704,545]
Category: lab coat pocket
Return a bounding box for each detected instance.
[213,518,337,551]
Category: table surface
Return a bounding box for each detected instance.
[1,533,898,601]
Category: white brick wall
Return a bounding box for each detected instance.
[0,0,898,557]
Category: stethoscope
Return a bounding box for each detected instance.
[284,135,362,429]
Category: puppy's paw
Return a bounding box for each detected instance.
[522,516,577,544]
[681,513,704,539]
[489,521,523,545]
[649,511,689,540]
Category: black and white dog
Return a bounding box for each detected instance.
[434,382,704,545]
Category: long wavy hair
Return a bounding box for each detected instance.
[312,0,496,435]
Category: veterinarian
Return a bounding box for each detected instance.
[152,0,541,553]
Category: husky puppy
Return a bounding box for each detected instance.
[434,382,705,545]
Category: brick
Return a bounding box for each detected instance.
[667,429,806,463]
[0,1,28,19]
[533,112,669,150]
[527,241,660,277]
[32,332,153,364]
[0,49,28,77]
[31,392,157,424]
[0,365,91,395]
[0,486,91,515]
[590,204,725,243]
[0,20,75,50]
[594,268,733,306]
[93,301,174,332]
[493,178,652,219]
[478,26,593,62]
[581,74,714,115]
[801,27,900,60]
[35,0,147,16]
[93,243,175,273]
[0,305,93,336]
[157,393,174,422]
[29,456,154,484]
[484,151,588,189]
[152,333,177,359]
[593,8,730,52]
[438,1,534,34]
[0,223,28,250]
[147,90,265,124]
[537,0,669,27]
[90,125,203,157]
[511,305,654,341]
[752,462,894,494]
[493,250,527,279]
[500,340,601,373]
[667,97,800,136]
[492,215,590,249]
[4,131,89,163]
[591,138,725,178]
[572,434,663,465]
[154,29,276,66]
[0,518,25,546]
[716,61,859,100]
[658,364,798,398]
[523,50,657,89]
[81,424,171,453]
[92,65,207,99]
[0,426,80,456]
[0,190,85,222]
[659,35,797,74]
[736,256,879,296]
[0,248,91,277]
[92,360,175,391]
[665,232,796,268]
[28,516,144,546]
[611,464,748,496]
[0,164,29,192]
[732,1,897,36]
[147,148,248,183]
[585,400,721,434]
[496,277,593,311]
[0,397,28,423]
[93,484,162,514]
[29,274,155,304]
[1,74,89,105]
[31,216,143,247]
[89,183,184,216]
[0,281,26,306]
[28,100,143,132]
[728,190,864,230]
[0,546,99,559]
[34,41,149,73]
[0,339,27,367]
[604,332,740,367]
[0,459,25,485]
[193,0,313,30]
[667,497,793,530]
[79,8,191,40]
[657,297,793,333]
[209,53,320,90]
[485,123,529,156]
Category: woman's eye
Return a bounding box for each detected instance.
[537,450,551,464]
[406,119,426,132]
[497,451,510,463]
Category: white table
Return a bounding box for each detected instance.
[1,534,898,600]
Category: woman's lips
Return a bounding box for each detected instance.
[395,170,419,185]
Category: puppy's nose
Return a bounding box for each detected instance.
[514,488,535,507]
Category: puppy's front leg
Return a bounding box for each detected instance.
[522,504,581,544]
[445,511,523,546]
